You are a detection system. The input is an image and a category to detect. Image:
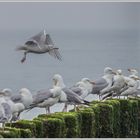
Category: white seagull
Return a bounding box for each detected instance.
[53,74,90,112]
[101,69,127,100]
[2,88,33,121]
[28,77,63,114]
[94,67,115,99]
[0,93,12,128]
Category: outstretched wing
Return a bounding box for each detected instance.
[45,34,54,46]
[30,31,46,44]
[25,40,38,46]
[25,31,46,48]
[47,47,62,61]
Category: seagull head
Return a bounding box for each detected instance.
[116,69,122,75]
[81,78,95,85]
[81,78,95,92]
[2,88,12,96]
[128,68,138,76]
[104,67,116,75]
[19,88,31,96]
[53,74,66,88]
[75,81,85,87]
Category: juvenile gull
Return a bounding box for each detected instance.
[16,30,62,63]
[5,88,33,121]
[0,95,12,128]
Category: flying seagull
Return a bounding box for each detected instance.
[16,30,62,63]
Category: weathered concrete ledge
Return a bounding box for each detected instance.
[0,98,140,138]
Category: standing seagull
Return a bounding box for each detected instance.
[53,74,90,112]
[16,30,62,63]
[0,94,12,129]
[70,79,95,99]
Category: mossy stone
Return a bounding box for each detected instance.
[119,99,132,137]
[91,103,114,138]
[55,112,81,138]
[78,108,95,138]
[6,120,36,137]
[104,100,121,137]
[129,100,138,137]
[38,113,66,137]
[0,127,21,138]
[31,120,44,138]
[19,128,32,138]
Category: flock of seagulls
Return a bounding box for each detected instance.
[0,67,140,128]
[0,30,139,129]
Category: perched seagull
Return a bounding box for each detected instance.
[101,69,127,100]
[0,89,22,121]
[6,88,33,120]
[93,67,115,99]
[53,74,90,112]
[73,67,115,100]
[0,103,12,129]
[70,78,95,99]
[128,68,139,76]
[28,78,63,114]
[120,75,140,98]
[0,94,12,129]
[16,30,62,63]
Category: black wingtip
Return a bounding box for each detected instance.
[83,100,90,105]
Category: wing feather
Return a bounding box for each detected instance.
[32,89,53,104]
[62,88,83,104]
[10,94,22,103]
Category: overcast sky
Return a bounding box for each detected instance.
[0,2,139,31]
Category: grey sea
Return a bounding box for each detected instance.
[0,29,139,119]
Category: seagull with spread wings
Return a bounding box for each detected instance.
[16,30,62,63]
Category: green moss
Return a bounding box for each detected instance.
[45,118,65,138]
[129,100,138,137]
[131,99,140,138]
[33,117,48,138]
[78,108,95,138]
[104,100,121,137]
[19,128,32,138]
[6,120,36,137]
[136,99,140,137]
[0,127,21,138]
[119,99,132,137]
[32,120,44,138]
[38,113,66,138]
[90,100,100,105]
[91,103,114,138]
[55,112,81,138]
